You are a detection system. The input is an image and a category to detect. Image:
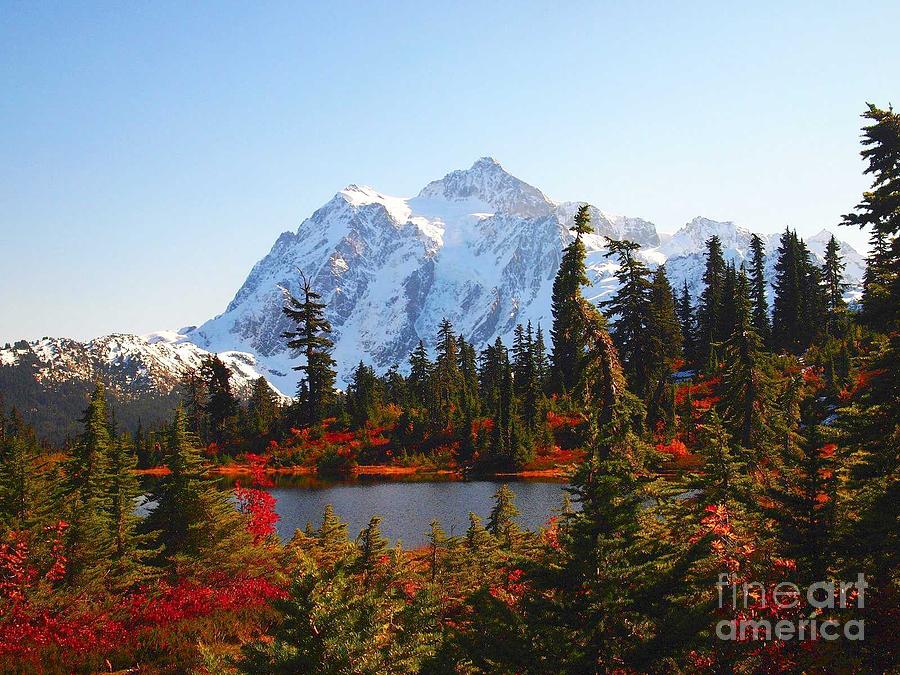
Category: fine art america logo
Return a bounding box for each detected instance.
[715,573,867,641]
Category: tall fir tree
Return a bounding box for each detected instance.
[478,337,506,419]
[407,340,432,408]
[199,354,239,446]
[486,484,520,550]
[486,343,530,471]
[675,281,696,367]
[719,261,739,342]
[456,334,481,420]
[533,323,549,393]
[748,233,771,346]
[841,104,899,328]
[771,228,804,352]
[355,515,389,588]
[62,383,115,586]
[282,272,337,425]
[550,205,592,397]
[432,318,462,429]
[645,265,683,426]
[526,292,662,671]
[772,228,825,353]
[512,322,541,429]
[821,234,849,337]
[180,368,209,444]
[0,411,52,532]
[346,361,383,428]
[600,239,654,396]
[245,376,279,443]
[822,234,848,312]
[719,269,777,451]
[105,433,154,588]
[798,238,827,346]
[143,407,255,575]
[696,235,727,370]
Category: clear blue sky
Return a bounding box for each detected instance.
[2,1,897,343]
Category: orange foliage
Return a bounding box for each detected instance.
[655,438,691,460]
[545,411,583,430]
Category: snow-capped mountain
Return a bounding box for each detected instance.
[0,332,284,440]
[0,332,276,398]
[1,156,865,438]
[185,158,864,393]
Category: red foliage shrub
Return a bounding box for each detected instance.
[546,411,584,430]
[0,524,285,667]
[235,486,279,543]
[655,438,691,460]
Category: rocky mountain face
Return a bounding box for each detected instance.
[186,158,863,393]
[2,157,865,434]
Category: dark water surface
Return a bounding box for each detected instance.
[249,475,572,548]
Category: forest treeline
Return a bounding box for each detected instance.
[0,104,897,672]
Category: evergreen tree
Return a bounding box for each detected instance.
[697,235,727,369]
[199,354,239,446]
[692,410,746,507]
[316,504,354,568]
[772,228,802,352]
[799,238,827,346]
[841,104,899,328]
[763,419,836,586]
[719,261,739,342]
[432,319,462,429]
[675,281,696,367]
[550,205,592,396]
[486,484,520,550]
[601,239,653,396]
[822,234,847,311]
[427,519,447,582]
[356,515,390,587]
[748,233,771,345]
[719,270,777,451]
[512,322,541,429]
[282,272,337,425]
[772,229,825,353]
[180,368,209,444]
[645,265,683,425]
[346,361,383,428]
[0,412,50,531]
[245,376,279,443]
[524,289,671,670]
[407,340,432,408]
[62,383,114,586]
[533,323,549,393]
[242,558,441,673]
[465,512,497,565]
[143,407,254,574]
[478,337,506,419]
[456,334,480,419]
[835,333,899,667]
[486,345,530,471]
[821,234,848,337]
[105,433,154,587]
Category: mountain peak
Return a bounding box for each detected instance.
[415,157,553,218]
[471,156,501,169]
[809,229,838,243]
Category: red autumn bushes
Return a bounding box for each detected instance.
[0,520,285,669]
[235,453,279,543]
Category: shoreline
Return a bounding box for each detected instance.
[136,463,575,480]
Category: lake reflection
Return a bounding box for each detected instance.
[231,475,572,548]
